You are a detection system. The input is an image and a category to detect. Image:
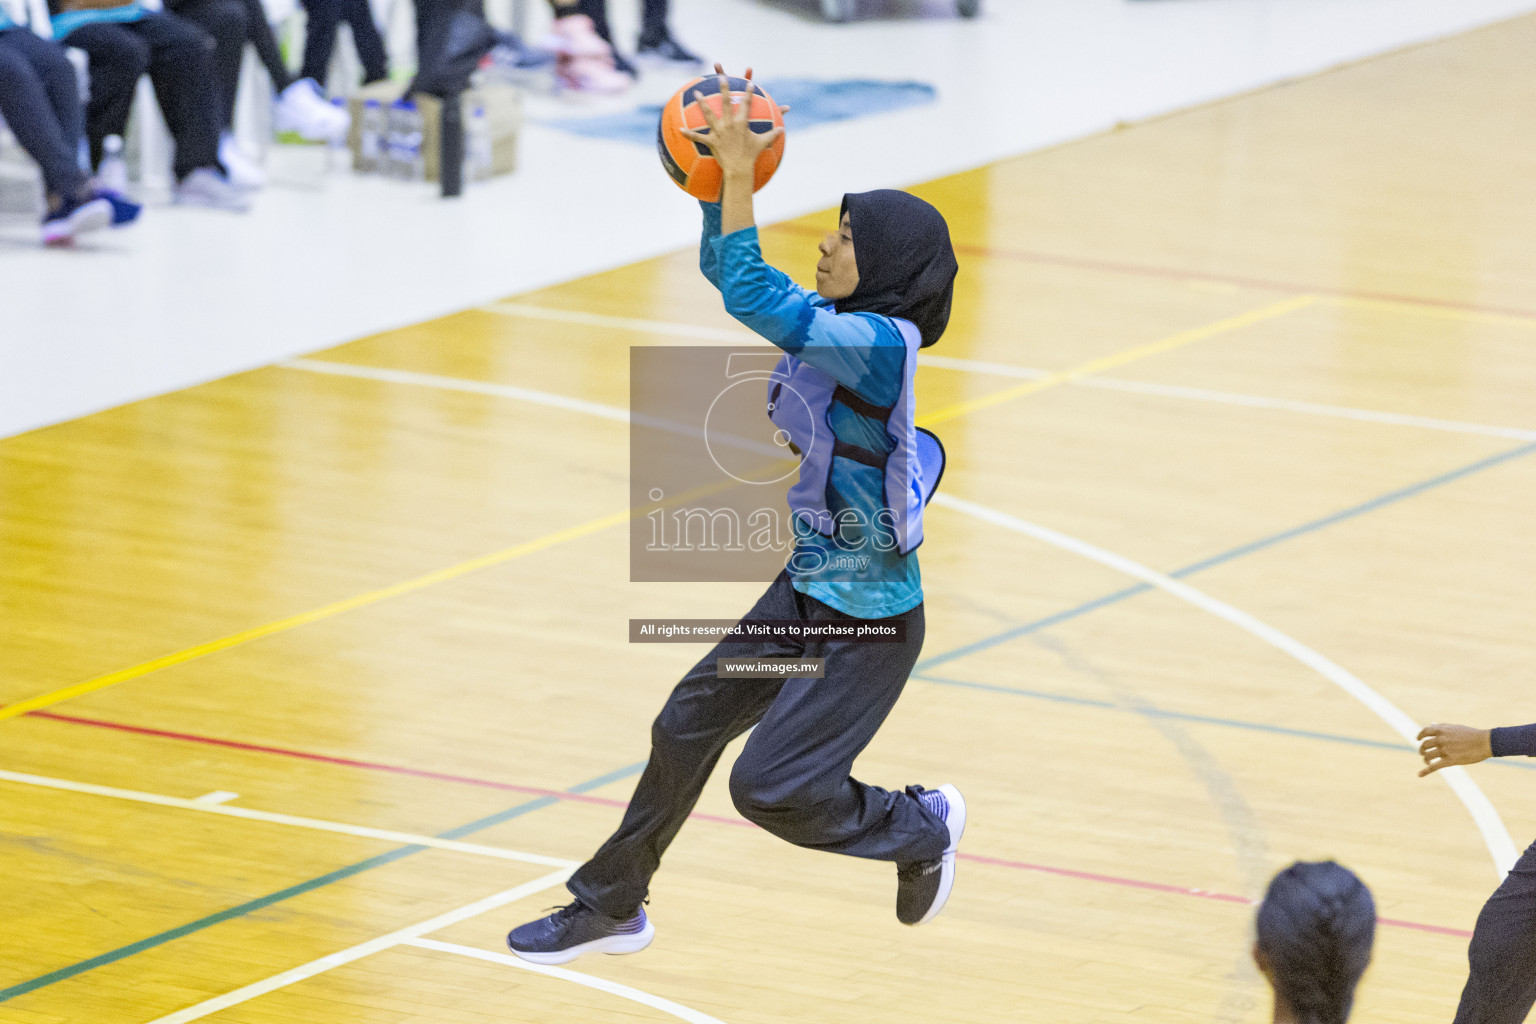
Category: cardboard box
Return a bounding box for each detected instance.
[348,81,521,181]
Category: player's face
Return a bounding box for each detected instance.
[816,212,859,300]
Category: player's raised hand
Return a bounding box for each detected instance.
[678,65,788,180]
[1416,722,1493,777]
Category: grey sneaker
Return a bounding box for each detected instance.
[175,167,252,212]
[895,783,966,925]
[507,900,654,965]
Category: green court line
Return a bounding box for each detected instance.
[0,761,645,1003]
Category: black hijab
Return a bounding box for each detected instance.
[836,190,959,348]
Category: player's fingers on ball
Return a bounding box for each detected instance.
[713,61,724,74]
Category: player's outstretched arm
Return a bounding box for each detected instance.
[679,65,788,236]
[1417,723,1493,776]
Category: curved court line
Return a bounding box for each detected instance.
[406,938,732,1024]
[4,297,1295,727]
[918,353,1536,443]
[142,869,574,1024]
[916,296,1317,427]
[930,492,1520,879]
[0,768,578,868]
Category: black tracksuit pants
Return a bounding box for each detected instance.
[0,28,89,201]
[1454,838,1536,1024]
[163,0,245,130]
[63,12,221,179]
[166,0,296,127]
[567,571,948,919]
[299,0,388,86]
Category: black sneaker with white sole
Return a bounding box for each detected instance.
[506,900,654,964]
[636,31,704,70]
[895,783,966,925]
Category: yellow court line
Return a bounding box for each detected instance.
[3,295,1312,723]
[916,294,1318,428]
[0,508,632,723]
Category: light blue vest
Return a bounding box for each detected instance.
[766,317,945,557]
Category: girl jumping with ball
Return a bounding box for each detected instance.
[508,66,963,964]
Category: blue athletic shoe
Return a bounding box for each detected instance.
[896,783,966,925]
[41,194,112,246]
[94,189,142,227]
[507,900,654,964]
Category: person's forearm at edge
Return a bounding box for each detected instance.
[720,166,756,237]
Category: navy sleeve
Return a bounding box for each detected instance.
[1490,723,1536,757]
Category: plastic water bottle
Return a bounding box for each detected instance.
[327,98,350,173]
[387,99,424,181]
[466,103,493,182]
[403,101,425,182]
[359,99,384,173]
[99,134,129,193]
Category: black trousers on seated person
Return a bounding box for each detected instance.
[64,12,221,180]
[0,27,89,200]
[1454,838,1536,1024]
[566,570,946,919]
[164,0,248,131]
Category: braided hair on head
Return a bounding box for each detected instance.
[1255,861,1376,1024]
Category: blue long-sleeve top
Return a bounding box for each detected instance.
[699,202,921,619]
[1491,723,1536,757]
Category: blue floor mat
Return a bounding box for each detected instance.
[544,78,937,145]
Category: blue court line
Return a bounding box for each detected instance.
[920,440,1536,672]
[915,672,1536,772]
[0,761,647,1004]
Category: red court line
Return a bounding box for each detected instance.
[765,221,1536,322]
[27,710,752,828]
[23,708,1473,938]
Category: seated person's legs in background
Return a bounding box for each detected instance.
[63,12,249,209]
[162,0,244,135]
[0,26,123,242]
[632,0,700,68]
[57,20,150,172]
[237,0,293,93]
[299,0,387,88]
[567,0,698,71]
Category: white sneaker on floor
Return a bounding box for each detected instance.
[275,78,350,142]
[218,134,265,190]
[175,167,252,212]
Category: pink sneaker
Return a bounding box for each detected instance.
[544,15,630,94]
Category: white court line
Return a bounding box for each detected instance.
[0,768,577,869]
[282,359,790,460]
[285,343,1522,878]
[319,304,1536,443]
[192,790,239,805]
[283,358,631,423]
[928,492,1520,879]
[144,869,575,1024]
[404,938,731,1024]
[919,353,1536,441]
[480,301,764,344]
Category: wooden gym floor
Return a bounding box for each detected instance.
[4,13,1536,1024]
